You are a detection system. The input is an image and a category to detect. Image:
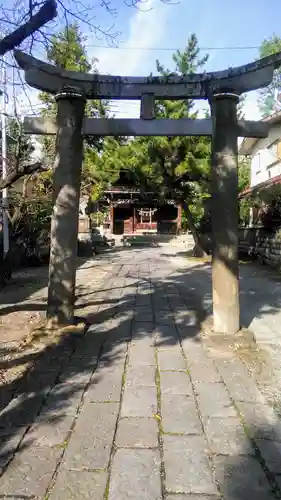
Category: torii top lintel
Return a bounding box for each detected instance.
[14,50,281,100]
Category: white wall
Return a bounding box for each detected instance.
[250,123,281,188]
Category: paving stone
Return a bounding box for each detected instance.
[84,366,124,402]
[135,297,152,307]
[180,338,206,357]
[274,476,281,492]
[41,382,84,415]
[49,470,107,500]
[130,337,155,352]
[128,345,155,366]
[161,394,201,435]
[101,341,128,361]
[213,454,274,500]
[0,445,61,497]
[23,411,75,447]
[107,326,132,343]
[154,311,175,325]
[116,417,158,448]
[132,322,154,339]
[135,308,154,322]
[121,387,157,417]
[188,358,221,383]
[59,364,96,385]
[168,299,186,312]
[0,497,31,500]
[194,383,237,417]
[154,336,181,349]
[72,336,102,361]
[158,350,186,371]
[160,371,193,395]
[176,325,201,344]
[109,448,161,500]
[174,310,198,327]
[126,365,156,387]
[0,428,26,472]
[163,434,218,495]
[203,417,253,455]
[62,402,118,469]
[167,496,219,500]
[217,359,265,403]
[0,393,46,429]
[237,402,281,441]
[256,439,281,474]
[153,300,170,311]
[155,323,179,342]
[136,292,151,298]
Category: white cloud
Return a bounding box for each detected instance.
[94,0,168,76]
[92,0,170,118]
[243,91,261,121]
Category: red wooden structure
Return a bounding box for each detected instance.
[104,187,182,235]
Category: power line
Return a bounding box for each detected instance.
[85,43,260,52]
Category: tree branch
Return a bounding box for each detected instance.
[0,161,47,190]
[0,0,57,56]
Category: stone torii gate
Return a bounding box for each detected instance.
[14,50,281,333]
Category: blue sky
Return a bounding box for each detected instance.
[82,0,281,119]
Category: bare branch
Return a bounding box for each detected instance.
[0,161,47,190]
[0,0,57,56]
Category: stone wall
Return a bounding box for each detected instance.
[239,227,281,267]
[199,228,281,268]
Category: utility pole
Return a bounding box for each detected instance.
[1,58,9,256]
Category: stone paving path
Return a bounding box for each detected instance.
[1,247,281,499]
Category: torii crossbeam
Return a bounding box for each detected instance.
[14,49,281,98]
[14,49,281,334]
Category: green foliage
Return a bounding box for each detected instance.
[95,34,211,232]
[237,94,246,120]
[239,198,251,226]
[182,202,204,229]
[238,157,250,193]
[258,35,281,116]
[46,24,92,72]
[39,23,108,186]
[4,117,34,172]
[238,157,251,226]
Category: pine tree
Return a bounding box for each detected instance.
[134,34,211,255]
[258,35,281,116]
[95,34,211,255]
[39,23,108,195]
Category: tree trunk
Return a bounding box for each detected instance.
[182,202,207,257]
[0,249,13,286]
[47,91,85,327]
[0,179,29,286]
[210,93,239,334]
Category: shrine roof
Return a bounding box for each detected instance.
[104,185,182,198]
[104,186,153,194]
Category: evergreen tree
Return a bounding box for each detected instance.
[6,118,35,171]
[99,34,211,255]
[258,35,281,116]
[39,23,108,195]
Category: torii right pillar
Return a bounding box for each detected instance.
[210,92,240,334]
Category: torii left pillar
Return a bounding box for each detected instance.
[47,89,86,326]
[210,92,240,334]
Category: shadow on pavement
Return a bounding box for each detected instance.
[1,244,281,497]
[216,421,281,499]
[0,249,207,477]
